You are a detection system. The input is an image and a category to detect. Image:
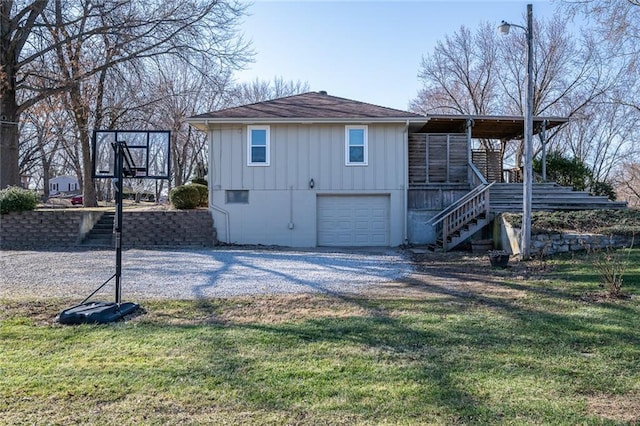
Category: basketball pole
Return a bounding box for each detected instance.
[114,140,124,305]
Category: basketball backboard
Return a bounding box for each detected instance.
[92,130,170,179]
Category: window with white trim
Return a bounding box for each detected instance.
[247,125,270,166]
[345,125,368,165]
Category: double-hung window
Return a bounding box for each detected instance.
[345,125,368,165]
[247,125,270,166]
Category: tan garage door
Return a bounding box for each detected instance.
[317,195,390,246]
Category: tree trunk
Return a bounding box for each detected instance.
[41,159,51,201]
[0,90,21,188]
[68,84,98,207]
[80,122,97,207]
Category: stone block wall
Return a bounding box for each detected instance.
[530,233,633,256]
[495,214,634,256]
[122,210,216,248]
[0,210,103,249]
[1,209,216,249]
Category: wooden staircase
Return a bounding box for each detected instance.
[489,183,627,212]
[429,183,494,251]
[429,182,626,251]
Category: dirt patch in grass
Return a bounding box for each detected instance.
[370,250,537,301]
[586,392,640,423]
[131,294,376,327]
[0,299,68,326]
[579,292,635,303]
[218,294,374,324]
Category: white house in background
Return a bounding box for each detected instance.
[49,175,79,196]
[188,91,572,248]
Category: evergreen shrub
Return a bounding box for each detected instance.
[191,183,208,207]
[0,186,40,214]
[169,185,201,209]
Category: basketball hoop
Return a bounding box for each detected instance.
[58,130,171,324]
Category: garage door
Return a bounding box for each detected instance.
[317,195,390,246]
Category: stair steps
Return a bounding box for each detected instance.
[431,181,626,252]
[444,213,493,251]
[82,212,114,247]
[489,183,627,212]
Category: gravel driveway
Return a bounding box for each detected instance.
[0,247,413,300]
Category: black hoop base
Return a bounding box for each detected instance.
[57,301,139,325]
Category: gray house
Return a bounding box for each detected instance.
[188,91,621,249]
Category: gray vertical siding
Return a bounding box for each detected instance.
[209,123,406,191]
[207,122,407,247]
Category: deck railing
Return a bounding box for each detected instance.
[430,181,494,250]
[469,162,489,186]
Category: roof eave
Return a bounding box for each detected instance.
[186,116,428,129]
[427,114,569,123]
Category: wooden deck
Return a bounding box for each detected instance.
[407,130,625,250]
[424,182,627,251]
[488,183,627,212]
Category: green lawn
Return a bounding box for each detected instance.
[1,251,639,425]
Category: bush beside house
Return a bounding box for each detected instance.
[170,184,204,209]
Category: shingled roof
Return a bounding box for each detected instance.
[190,91,423,120]
[188,91,568,140]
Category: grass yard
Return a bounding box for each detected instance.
[1,250,639,425]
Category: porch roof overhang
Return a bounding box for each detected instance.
[413,115,568,139]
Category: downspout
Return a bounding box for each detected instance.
[207,122,231,243]
[403,120,410,244]
[210,203,231,244]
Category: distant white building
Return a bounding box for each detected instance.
[49,175,79,196]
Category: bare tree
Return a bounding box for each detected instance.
[21,94,73,198]
[561,0,640,115]
[140,58,234,189]
[410,23,499,116]
[410,9,630,176]
[613,162,640,207]
[1,0,48,188]
[228,76,310,106]
[1,0,251,203]
[556,100,638,184]
[553,0,640,194]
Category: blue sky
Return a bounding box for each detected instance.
[235,0,557,110]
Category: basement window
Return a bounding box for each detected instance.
[225,190,249,204]
[345,125,368,165]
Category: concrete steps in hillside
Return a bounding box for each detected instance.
[82,212,114,247]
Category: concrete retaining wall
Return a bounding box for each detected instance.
[1,209,216,249]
